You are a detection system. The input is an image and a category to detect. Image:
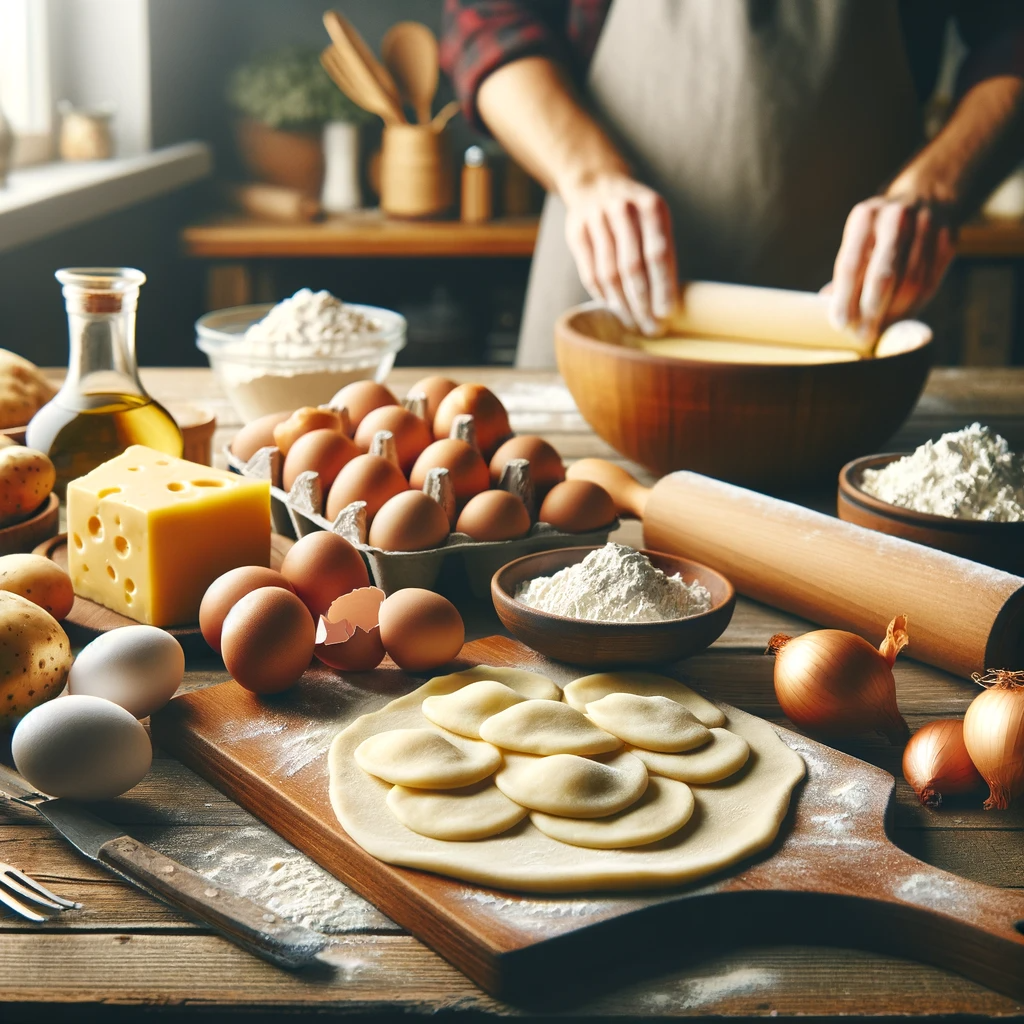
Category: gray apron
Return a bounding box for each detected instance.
[517,0,922,367]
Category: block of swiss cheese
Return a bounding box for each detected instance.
[66,445,270,626]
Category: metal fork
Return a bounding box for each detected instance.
[0,862,81,922]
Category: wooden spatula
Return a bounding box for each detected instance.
[381,21,439,125]
[323,11,405,122]
[320,44,403,126]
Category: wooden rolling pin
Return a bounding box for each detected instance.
[670,281,875,356]
[568,460,1024,679]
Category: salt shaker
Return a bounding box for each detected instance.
[321,120,361,214]
[461,146,493,224]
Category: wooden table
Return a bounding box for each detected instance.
[3,367,1024,1021]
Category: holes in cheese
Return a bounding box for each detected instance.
[87,516,102,539]
[97,487,121,498]
[114,536,129,556]
[166,482,185,492]
[106,565,116,581]
[191,479,226,488]
[72,534,84,551]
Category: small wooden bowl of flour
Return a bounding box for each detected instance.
[491,545,735,667]
[839,453,1024,575]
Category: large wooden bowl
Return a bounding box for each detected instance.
[838,453,1024,575]
[555,305,933,488]
[491,546,735,667]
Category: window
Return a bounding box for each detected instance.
[0,0,52,164]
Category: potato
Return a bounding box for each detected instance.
[0,446,55,525]
[0,436,18,450]
[0,554,75,620]
[0,592,71,728]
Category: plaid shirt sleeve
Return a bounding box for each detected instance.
[441,0,608,133]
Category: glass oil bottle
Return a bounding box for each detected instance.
[26,268,183,493]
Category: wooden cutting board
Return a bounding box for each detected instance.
[151,636,1024,1004]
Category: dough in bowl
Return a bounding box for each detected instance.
[585,692,712,751]
[530,776,695,849]
[354,728,501,789]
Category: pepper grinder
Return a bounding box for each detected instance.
[461,146,493,224]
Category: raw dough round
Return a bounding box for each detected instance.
[329,668,806,893]
[427,665,562,701]
[564,671,726,728]
[585,693,712,752]
[422,680,527,739]
[387,780,528,841]
[480,700,622,756]
[530,777,695,849]
[630,728,750,783]
[495,750,647,818]
[354,728,501,789]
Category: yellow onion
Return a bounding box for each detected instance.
[963,669,1024,810]
[766,615,910,743]
[902,719,983,807]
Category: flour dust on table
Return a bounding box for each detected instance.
[330,665,804,893]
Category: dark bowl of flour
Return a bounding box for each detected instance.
[491,545,736,667]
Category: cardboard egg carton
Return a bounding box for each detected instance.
[225,416,616,598]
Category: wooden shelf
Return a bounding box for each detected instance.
[181,212,539,259]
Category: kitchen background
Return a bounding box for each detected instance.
[1,0,1021,370]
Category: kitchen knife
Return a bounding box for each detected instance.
[0,764,327,968]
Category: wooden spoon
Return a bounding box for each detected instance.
[381,21,439,125]
[323,11,405,121]
[320,44,403,126]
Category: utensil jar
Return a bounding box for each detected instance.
[380,124,453,218]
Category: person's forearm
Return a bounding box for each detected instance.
[887,75,1024,220]
[476,56,629,197]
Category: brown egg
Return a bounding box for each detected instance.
[331,380,397,428]
[538,480,616,532]
[378,589,465,672]
[221,587,315,694]
[231,411,291,462]
[409,439,489,504]
[489,435,566,495]
[199,566,295,654]
[325,453,407,523]
[433,384,511,459]
[273,407,349,454]
[407,376,458,422]
[281,531,370,619]
[282,429,361,493]
[368,491,450,552]
[354,406,432,473]
[315,587,386,671]
[455,490,531,541]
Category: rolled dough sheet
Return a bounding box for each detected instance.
[329,674,805,894]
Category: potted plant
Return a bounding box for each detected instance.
[227,46,367,198]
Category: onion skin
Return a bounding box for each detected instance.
[963,670,1024,810]
[902,719,983,808]
[767,619,909,743]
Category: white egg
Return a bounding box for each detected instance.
[12,694,152,800]
[68,625,185,719]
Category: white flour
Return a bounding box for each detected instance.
[515,542,712,622]
[860,423,1024,522]
[244,288,383,358]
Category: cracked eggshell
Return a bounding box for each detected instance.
[315,587,386,671]
[68,625,185,718]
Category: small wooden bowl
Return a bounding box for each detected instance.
[838,454,1024,575]
[0,492,59,555]
[491,546,735,667]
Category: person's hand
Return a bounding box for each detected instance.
[562,172,677,335]
[827,195,956,338]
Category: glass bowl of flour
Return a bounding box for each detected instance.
[196,289,406,422]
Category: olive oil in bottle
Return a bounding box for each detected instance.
[26,268,183,493]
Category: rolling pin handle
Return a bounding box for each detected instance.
[566,458,651,519]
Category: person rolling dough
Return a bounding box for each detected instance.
[441,0,1024,366]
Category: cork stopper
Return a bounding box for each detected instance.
[423,466,457,525]
[403,392,429,420]
[498,457,536,520]
[370,429,400,467]
[449,413,478,449]
[331,500,368,546]
[288,470,323,517]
